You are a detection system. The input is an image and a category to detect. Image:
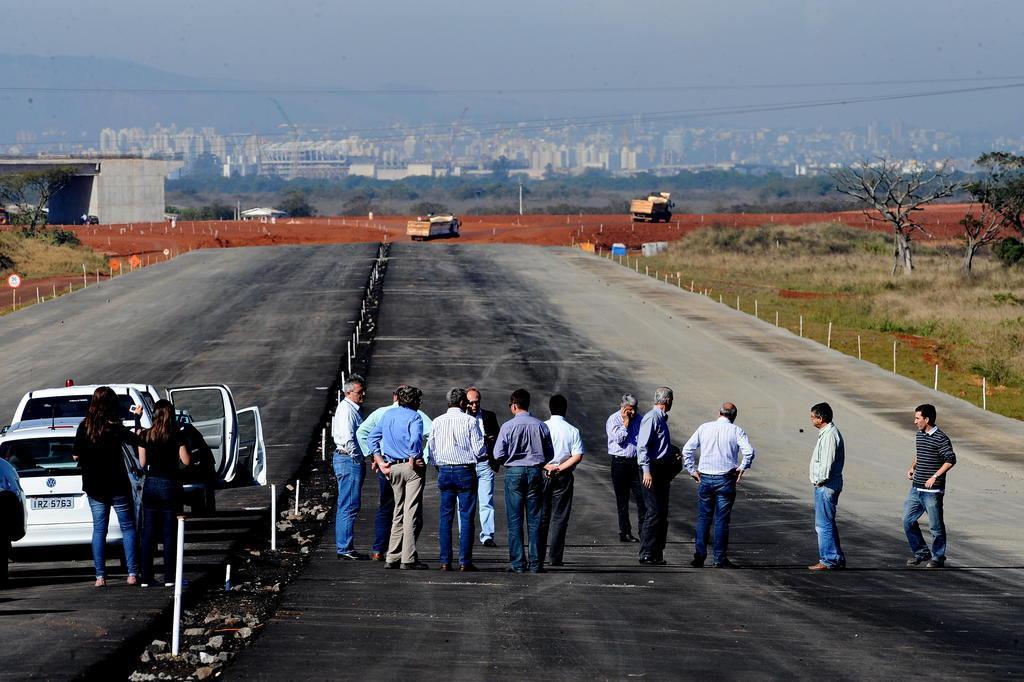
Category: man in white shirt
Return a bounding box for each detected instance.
[540,394,584,567]
[682,402,756,568]
[332,375,367,560]
[427,388,487,571]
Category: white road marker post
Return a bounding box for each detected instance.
[754,300,758,318]
[321,427,327,461]
[893,341,897,373]
[934,364,939,391]
[983,377,987,410]
[270,484,277,551]
[171,516,186,656]
[799,315,804,337]
[225,563,231,592]
[690,280,694,292]
[775,311,779,327]
[857,335,862,360]
[736,295,740,310]
[827,322,832,349]
[82,263,87,288]
[294,480,301,516]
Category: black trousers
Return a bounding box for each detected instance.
[539,472,574,565]
[610,457,647,536]
[639,461,672,560]
[0,537,8,585]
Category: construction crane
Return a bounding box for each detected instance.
[270,97,301,179]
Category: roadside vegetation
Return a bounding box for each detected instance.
[641,223,1024,419]
[0,228,106,279]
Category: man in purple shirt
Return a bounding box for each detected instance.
[606,393,645,543]
[495,388,554,573]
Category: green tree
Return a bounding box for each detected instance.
[279,190,317,217]
[0,166,77,231]
[968,152,1024,236]
[490,155,512,180]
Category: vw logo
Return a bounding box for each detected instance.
[46,477,57,489]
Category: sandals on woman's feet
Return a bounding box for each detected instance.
[94,577,106,587]
[126,575,138,586]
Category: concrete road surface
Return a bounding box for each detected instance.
[228,244,1024,680]
[0,244,376,679]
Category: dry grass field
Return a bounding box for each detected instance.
[0,231,107,279]
[639,223,1024,419]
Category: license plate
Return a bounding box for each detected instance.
[30,496,76,510]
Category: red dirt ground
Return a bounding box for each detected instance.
[0,204,978,311]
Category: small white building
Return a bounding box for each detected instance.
[241,207,286,222]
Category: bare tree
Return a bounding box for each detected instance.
[958,206,1003,274]
[0,166,77,232]
[831,159,959,275]
[969,152,1024,236]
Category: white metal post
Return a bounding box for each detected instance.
[934,364,939,390]
[270,484,277,551]
[857,335,862,360]
[799,316,804,337]
[827,322,832,349]
[171,516,186,656]
[893,341,897,373]
[225,563,231,592]
[775,311,779,327]
[294,480,300,516]
[983,377,988,410]
[321,427,326,461]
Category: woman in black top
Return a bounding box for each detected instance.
[72,386,143,587]
[138,400,190,587]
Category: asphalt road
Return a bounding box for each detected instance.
[0,243,377,679]
[228,244,1024,680]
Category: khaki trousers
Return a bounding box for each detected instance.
[386,461,426,564]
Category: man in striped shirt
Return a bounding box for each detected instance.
[682,402,756,568]
[427,388,487,571]
[903,403,957,568]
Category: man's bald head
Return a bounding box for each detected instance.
[720,402,738,422]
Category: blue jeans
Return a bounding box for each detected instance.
[694,473,737,564]
[476,461,496,542]
[88,494,139,578]
[372,471,394,554]
[141,476,182,584]
[438,466,477,565]
[814,485,845,568]
[333,454,365,553]
[504,466,545,572]
[903,487,946,561]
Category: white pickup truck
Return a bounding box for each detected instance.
[1,382,267,547]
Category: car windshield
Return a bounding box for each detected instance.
[21,394,136,421]
[0,437,79,477]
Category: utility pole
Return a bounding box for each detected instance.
[519,182,523,215]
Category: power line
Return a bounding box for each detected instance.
[5,81,1024,150]
[2,76,1024,97]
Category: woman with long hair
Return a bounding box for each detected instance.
[72,386,143,587]
[138,399,190,587]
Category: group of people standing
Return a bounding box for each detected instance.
[335,376,958,573]
[331,377,582,573]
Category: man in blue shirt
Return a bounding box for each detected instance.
[356,385,433,561]
[637,387,675,566]
[606,393,645,543]
[368,386,427,569]
[495,388,554,573]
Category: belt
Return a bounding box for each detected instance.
[437,463,476,468]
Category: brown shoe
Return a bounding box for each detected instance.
[459,563,479,572]
[807,562,831,571]
[370,552,384,562]
[439,563,453,571]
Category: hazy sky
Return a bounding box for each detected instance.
[6,0,1024,131]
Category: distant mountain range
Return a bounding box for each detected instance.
[0,54,517,148]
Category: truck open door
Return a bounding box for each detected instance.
[236,406,268,486]
[167,385,239,485]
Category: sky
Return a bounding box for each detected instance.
[4,0,1024,132]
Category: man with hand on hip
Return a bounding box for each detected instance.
[427,388,487,572]
[682,402,755,569]
[607,393,645,543]
[368,386,428,570]
[332,375,367,561]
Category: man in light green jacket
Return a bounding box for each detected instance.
[808,402,845,571]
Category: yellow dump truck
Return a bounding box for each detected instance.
[630,192,674,222]
[406,214,461,241]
